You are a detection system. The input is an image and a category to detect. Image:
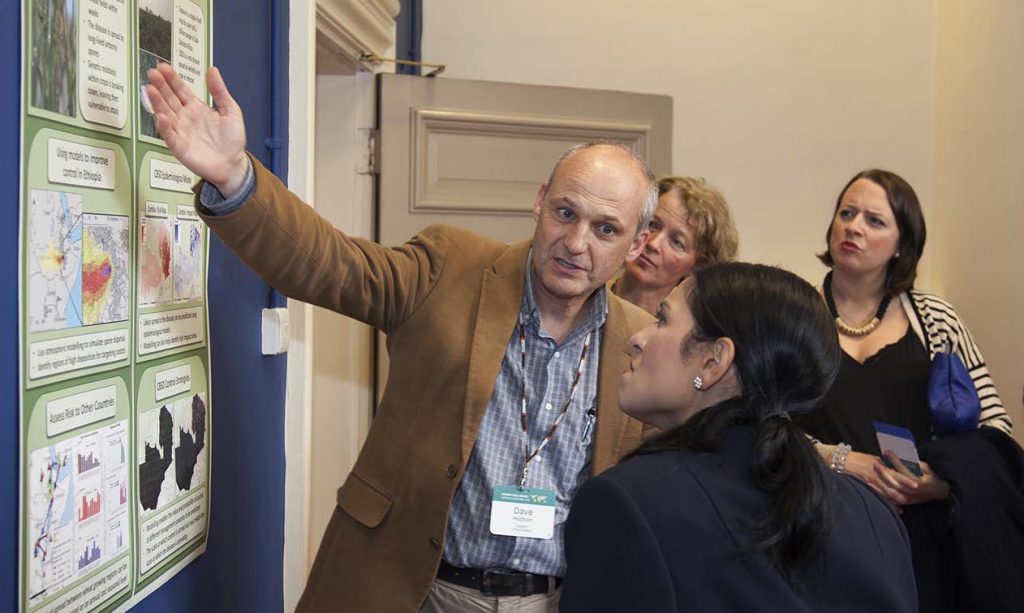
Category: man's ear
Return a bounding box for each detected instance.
[533,182,548,221]
[625,229,650,262]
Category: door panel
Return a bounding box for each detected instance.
[409,109,657,216]
[377,73,671,244]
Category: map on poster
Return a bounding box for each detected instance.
[173,219,204,301]
[82,214,130,325]
[138,393,207,513]
[28,189,83,332]
[139,215,173,306]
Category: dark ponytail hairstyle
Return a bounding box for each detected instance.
[629,262,841,584]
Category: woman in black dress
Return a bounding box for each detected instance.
[801,169,1019,612]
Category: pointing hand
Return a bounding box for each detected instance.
[145,63,249,197]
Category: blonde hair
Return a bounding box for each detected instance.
[658,176,738,265]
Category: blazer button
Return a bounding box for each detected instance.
[446,464,458,479]
[430,537,441,550]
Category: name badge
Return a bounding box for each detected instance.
[489,485,556,540]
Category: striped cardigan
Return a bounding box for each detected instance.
[901,290,1012,435]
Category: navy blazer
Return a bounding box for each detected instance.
[561,425,917,612]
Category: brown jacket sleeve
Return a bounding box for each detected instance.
[196,154,450,333]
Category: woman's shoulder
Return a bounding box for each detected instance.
[592,450,712,499]
[574,454,679,522]
[597,443,755,503]
[905,289,961,319]
[599,450,688,484]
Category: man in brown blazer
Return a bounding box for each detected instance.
[146,64,657,612]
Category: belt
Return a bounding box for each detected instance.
[436,559,562,597]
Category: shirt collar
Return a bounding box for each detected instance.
[521,249,608,335]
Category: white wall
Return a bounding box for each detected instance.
[424,0,1023,439]
[423,0,935,285]
[932,0,1024,439]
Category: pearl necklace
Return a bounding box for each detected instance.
[823,271,892,337]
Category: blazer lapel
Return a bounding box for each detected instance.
[592,296,646,473]
[460,240,531,462]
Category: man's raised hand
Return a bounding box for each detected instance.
[145,63,249,197]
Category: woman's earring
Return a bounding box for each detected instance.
[894,251,901,259]
[693,376,703,390]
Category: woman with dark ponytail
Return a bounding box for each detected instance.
[560,263,916,612]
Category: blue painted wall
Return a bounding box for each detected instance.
[1,0,21,609]
[397,0,423,75]
[0,2,289,611]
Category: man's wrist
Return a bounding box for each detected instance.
[199,158,256,216]
[213,153,251,199]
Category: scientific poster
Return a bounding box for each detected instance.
[19,1,213,611]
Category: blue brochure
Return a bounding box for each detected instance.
[873,421,923,477]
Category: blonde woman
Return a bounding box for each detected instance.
[612,177,738,314]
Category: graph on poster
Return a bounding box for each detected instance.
[27,421,129,608]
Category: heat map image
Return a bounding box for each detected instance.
[173,219,203,301]
[81,214,129,325]
[139,215,173,306]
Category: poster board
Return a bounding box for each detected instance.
[19,1,213,610]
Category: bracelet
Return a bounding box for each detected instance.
[828,443,852,473]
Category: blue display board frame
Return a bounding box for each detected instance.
[2,1,289,611]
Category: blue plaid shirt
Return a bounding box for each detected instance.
[443,263,605,577]
[201,170,606,577]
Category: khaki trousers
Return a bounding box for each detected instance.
[420,578,561,613]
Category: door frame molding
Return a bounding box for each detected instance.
[283,1,316,609]
[284,1,398,609]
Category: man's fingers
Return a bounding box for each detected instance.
[157,62,198,108]
[154,114,183,152]
[207,66,239,115]
[144,83,172,116]
[147,68,183,115]
[153,114,171,142]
